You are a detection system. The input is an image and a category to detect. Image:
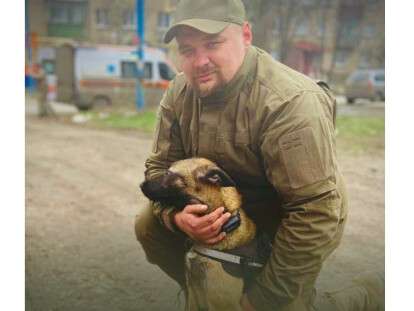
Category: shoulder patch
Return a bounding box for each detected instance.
[278,127,328,189]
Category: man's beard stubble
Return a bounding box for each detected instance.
[192,66,225,98]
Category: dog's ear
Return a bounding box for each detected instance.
[140,179,163,201]
[202,168,236,187]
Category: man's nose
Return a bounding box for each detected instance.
[193,50,210,68]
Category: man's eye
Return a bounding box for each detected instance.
[206,42,220,49]
[180,49,193,56]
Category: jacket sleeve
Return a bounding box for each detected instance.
[144,79,187,232]
[247,90,346,310]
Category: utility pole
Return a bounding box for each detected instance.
[135,0,145,110]
[25,0,33,93]
[26,0,30,64]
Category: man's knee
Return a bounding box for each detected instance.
[134,204,187,284]
[135,204,185,255]
[135,204,158,245]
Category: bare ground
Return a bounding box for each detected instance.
[25,116,384,311]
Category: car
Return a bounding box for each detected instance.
[344,69,385,104]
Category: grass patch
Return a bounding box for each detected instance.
[336,116,384,153]
[82,111,157,132]
[336,116,384,138]
[78,112,384,153]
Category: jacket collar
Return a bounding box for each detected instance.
[198,46,256,105]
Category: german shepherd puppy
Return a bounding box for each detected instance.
[140,158,267,310]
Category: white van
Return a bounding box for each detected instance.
[37,43,176,109]
[74,44,176,109]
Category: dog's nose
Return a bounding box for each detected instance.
[140,180,153,198]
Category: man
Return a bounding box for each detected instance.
[136,0,383,310]
[32,67,49,117]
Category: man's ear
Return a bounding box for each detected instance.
[203,168,236,187]
[242,22,252,46]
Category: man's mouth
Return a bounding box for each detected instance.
[196,71,215,83]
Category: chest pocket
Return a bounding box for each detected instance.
[216,130,249,154]
[215,130,263,182]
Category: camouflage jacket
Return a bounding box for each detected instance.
[144,46,348,310]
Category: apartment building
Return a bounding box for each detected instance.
[330,0,385,84]
[26,0,177,48]
[280,2,339,80]
[27,0,384,88]
[243,0,384,86]
[26,0,179,104]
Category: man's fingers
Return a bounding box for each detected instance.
[199,212,231,237]
[187,207,223,232]
[199,207,225,226]
[184,204,208,215]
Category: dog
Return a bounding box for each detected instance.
[140,158,271,310]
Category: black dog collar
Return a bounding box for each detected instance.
[221,210,241,234]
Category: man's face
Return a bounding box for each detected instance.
[175,23,252,97]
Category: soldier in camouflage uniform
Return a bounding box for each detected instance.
[135,0,384,310]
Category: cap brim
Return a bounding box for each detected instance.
[163,19,231,43]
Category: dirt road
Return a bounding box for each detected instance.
[26,116,384,311]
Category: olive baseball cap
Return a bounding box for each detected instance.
[164,0,246,43]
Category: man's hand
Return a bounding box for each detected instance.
[174,205,231,244]
[240,294,256,311]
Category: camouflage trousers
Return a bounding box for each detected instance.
[135,207,384,311]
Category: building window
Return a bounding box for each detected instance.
[342,0,363,5]
[50,4,68,24]
[157,12,171,29]
[334,50,350,67]
[123,9,136,30]
[272,18,282,36]
[295,19,309,36]
[351,72,369,82]
[358,53,371,68]
[362,23,376,38]
[70,5,84,25]
[338,17,360,46]
[96,9,110,28]
[302,0,315,7]
[317,18,326,37]
[319,0,332,8]
[49,2,85,25]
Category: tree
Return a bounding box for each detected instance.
[243,0,321,64]
[326,0,367,81]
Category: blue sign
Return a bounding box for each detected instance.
[107,64,116,74]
